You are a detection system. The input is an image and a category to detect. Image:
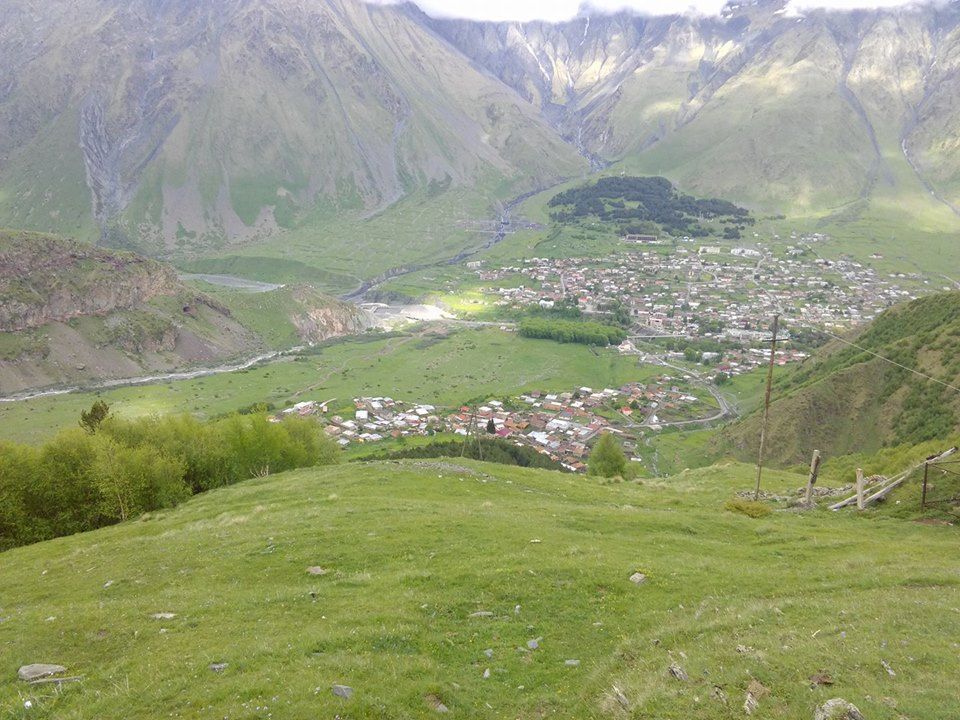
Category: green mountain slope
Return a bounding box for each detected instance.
[2,459,958,718]
[720,291,960,465]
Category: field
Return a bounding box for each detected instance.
[0,328,660,444]
[2,459,958,718]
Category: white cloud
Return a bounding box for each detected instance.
[370,0,937,22]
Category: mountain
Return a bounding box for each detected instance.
[719,291,960,465]
[1,458,958,717]
[0,0,585,258]
[4,0,960,272]
[433,2,960,224]
[0,230,364,395]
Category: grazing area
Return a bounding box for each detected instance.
[0,329,659,444]
[1,460,957,718]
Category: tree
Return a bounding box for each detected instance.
[79,400,111,434]
[588,433,628,478]
[486,418,497,434]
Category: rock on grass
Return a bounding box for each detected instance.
[18,664,67,682]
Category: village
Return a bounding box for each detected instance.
[272,376,719,472]
[475,235,922,375]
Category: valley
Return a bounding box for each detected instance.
[3,1,960,718]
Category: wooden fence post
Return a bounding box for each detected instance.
[804,450,821,508]
[856,468,865,511]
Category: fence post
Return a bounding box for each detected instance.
[921,461,929,511]
[804,449,821,508]
[856,468,865,511]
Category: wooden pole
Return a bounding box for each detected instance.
[921,461,929,510]
[855,468,865,511]
[804,449,822,508]
[753,314,780,501]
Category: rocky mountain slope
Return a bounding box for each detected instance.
[0,0,584,255]
[432,1,960,218]
[719,291,960,465]
[0,230,365,395]
[4,0,960,260]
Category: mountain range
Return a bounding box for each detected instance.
[3,0,960,265]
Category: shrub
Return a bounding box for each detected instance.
[588,433,628,478]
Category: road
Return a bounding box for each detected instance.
[631,351,738,429]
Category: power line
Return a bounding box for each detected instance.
[751,269,960,396]
[808,325,960,395]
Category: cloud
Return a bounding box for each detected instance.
[371,0,937,22]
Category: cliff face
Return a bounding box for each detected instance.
[288,286,369,344]
[0,231,180,332]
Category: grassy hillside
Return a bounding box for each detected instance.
[720,292,960,466]
[2,459,958,718]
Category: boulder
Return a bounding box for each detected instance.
[18,664,67,682]
[814,699,866,720]
[332,684,354,699]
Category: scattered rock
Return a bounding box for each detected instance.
[629,572,647,585]
[611,685,630,710]
[668,663,688,681]
[814,698,866,720]
[881,659,896,677]
[565,659,580,667]
[483,648,494,658]
[469,611,494,618]
[208,662,228,673]
[332,684,354,699]
[527,638,541,650]
[711,685,728,704]
[151,613,176,620]
[810,671,834,687]
[744,679,769,715]
[306,567,328,576]
[18,664,67,682]
[482,668,491,679]
[103,580,113,588]
[425,694,449,713]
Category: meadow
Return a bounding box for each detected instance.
[1,459,957,718]
[0,329,660,444]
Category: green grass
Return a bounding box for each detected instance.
[0,328,660,444]
[1,459,957,718]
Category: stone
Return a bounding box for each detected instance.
[469,611,494,618]
[564,659,580,667]
[527,638,541,650]
[810,672,834,687]
[711,685,728,704]
[306,567,328,576]
[668,663,688,681]
[629,572,647,584]
[151,612,176,620]
[814,698,866,720]
[18,664,67,682]
[332,684,354,699]
[881,659,896,677]
[483,668,491,679]
[209,662,228,673]
[483,648,494,658]
[611,685,630,710]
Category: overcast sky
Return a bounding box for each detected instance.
[379,0,937,22]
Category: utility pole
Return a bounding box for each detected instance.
[754,313,780,501]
